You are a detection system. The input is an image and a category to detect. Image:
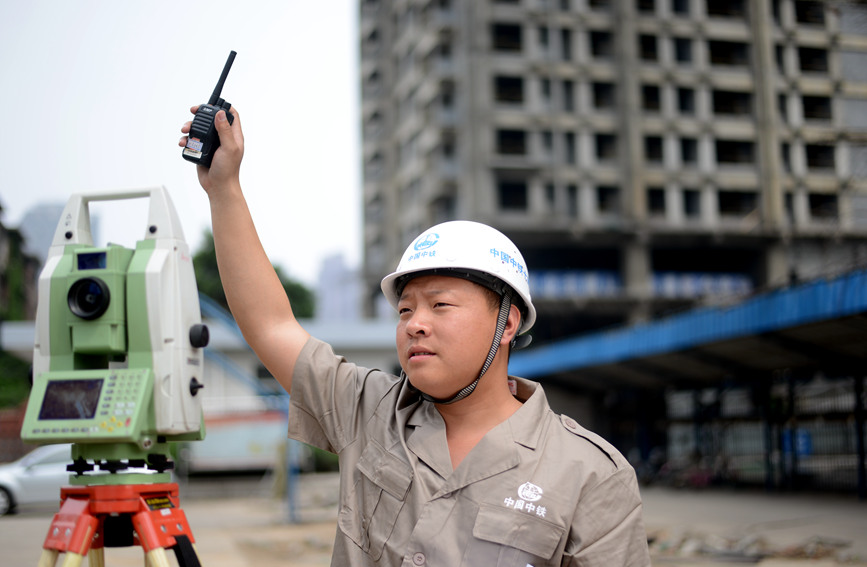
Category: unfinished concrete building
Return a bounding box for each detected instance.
[360,0,867,341]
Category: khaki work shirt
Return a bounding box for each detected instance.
[288,337,651,567]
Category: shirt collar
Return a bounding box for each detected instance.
[402,376,548,451]
[506,377,548,451]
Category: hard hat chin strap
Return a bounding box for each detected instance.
[418,293,512,405]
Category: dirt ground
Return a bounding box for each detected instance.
[3,472,866,566]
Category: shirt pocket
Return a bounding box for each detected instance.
[467,503,566,566]
[338,440,413,560]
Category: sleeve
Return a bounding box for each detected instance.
[287,337,399,454]
[562,466,651,567]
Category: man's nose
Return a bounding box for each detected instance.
[405,309,430,335]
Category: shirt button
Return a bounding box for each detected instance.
[412,552,426,565]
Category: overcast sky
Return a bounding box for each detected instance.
[0,1,360,286]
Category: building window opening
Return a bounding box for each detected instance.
[809,193,838,219]
[541,78,551,106]
[712,90,753,116]
[561,28,572,60]
[591,31,614,59]
[718,190,758,216]
[596,133,618,161]
[795,1,825,26]
[709,40,750,66]
[716,140,755,165]
[542,130,554,157]
[648,187,666,216]
[645,136,664,164]
[781,142,791,172]
[798,47,829,73]
[637,0,656,14]
[493,23,523,52]
[498,180,528,211]
[495,76,524,104]
[706,0,747,18]
[538,26,549,50]
[442,131,456,156]
[678,87,695,115]
[441,81,455,109]
[802,95,832,121]
[438,40,452,61]
[563,80,575,111]
[672,0,689,15]
[590,0,612,10]
[639,34,659,61]
[567,184,578,217]
[597,185,620,213]
[805,144,835,170]
[681,138,698,165]
[674,37,692,63]
[496,129,527,155]
[642,85,661,112]
[593,82,616,110]
[683,188,701,218]
[565,132,576,163]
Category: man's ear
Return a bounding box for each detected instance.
[500,303,521,347]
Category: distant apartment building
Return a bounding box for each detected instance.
[360,0,867,344]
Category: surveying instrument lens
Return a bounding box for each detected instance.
[67,277,110,320]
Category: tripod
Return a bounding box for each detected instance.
[37,482,201,567]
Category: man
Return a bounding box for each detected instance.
[180,106,651,566]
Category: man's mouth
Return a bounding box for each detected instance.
[409,350,435,359]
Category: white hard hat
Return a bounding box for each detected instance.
[381,220,536,334]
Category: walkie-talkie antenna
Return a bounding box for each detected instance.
[184,50,238,167]
[208,50,237,105]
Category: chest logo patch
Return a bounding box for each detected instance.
[518,482,543,502]
[503,482,548,518]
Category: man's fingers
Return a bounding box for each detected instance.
[214,109,242,154]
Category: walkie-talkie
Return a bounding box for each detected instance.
[183,50,237,167]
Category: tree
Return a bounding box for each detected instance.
[0,222,39,408]
[192,230,315,318]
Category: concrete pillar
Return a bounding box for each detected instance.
[751,0,785,231]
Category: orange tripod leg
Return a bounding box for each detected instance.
[86,547,104,567]
[58,553,85,567]
[144,548,172,567]
[37,549,59,567]
[40,491,98,567]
